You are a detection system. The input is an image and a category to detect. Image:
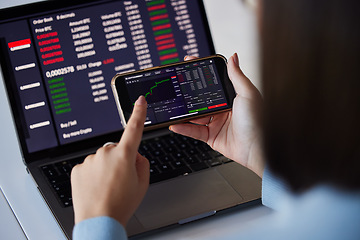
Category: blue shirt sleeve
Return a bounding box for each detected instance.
[73,216,128,240]
[261,167,291,211]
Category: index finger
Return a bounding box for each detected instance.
[117,96,147,160]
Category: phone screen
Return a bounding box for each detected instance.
[113,55,235,129]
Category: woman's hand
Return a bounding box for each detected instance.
[71,96,150,226]
[170,54,264,177]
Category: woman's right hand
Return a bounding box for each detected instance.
[169,53,264,177]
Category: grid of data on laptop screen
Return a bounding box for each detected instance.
[0,0,213,153]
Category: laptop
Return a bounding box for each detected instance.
[0,0,261,238]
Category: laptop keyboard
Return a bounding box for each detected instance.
[41,157,84,207]
[41,133,232,207]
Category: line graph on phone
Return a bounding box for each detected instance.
[130,76,177,104]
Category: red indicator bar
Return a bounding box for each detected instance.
[43,57,64,65]
[39,38,59,46]
[103,58,114,64]
[154,33,173,41]
[150,14,169,21]
[41,51,63,59]
[8,39,31,49]
[152,23,171,31]
[40,44,61,52]
[156,38,174,46]
[157,43,175,51]
[160,52,178,61]
[148,4,166,11]
[208,103,227,109]
[37,32,58,40]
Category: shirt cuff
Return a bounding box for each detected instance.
[261,167,291,211]
[73,216,127,240]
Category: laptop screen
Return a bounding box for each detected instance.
[0,0,214,159]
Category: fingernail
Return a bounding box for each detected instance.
[184,55,189,60]
[233,53,239,66]
[168,126,172,131]
[135,95,147,105]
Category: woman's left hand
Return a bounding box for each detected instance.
[71,96,150,227]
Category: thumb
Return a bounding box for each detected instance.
[184,55,198,61]
[227,53,259,99]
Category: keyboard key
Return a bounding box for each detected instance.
[48,175,67,184]
[58,164,71,175]
[62,197,72,207]
[189,139,201,146]
[164,146,176,153]
[164,135,178,145]
[140,144,153,152]
[160,163,172,172]
[187,148,199,155]
[190,162,209,172]
[151,141,165,149]
[178,142,189,149]
[207,158,222,167]
[152,149,165,157]
[178,135,189,143]
[172,151,185,160]
[197,152,212,161]
[172,160,185,168]
[52,181,71,194]
[150,167,160,175]
[159,155,174,162]
[150,167,191,184]
[216,156,233,163]
[41,165,58,180]
[149,158,159,166]
[166,138,177,145]
[184,156,200,164]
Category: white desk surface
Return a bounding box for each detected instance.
[0,1,268,239]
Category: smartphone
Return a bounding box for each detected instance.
[111,54,236,130]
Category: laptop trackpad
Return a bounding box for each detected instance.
[134,169,243,230]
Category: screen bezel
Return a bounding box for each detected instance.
[112,54,236,131]
[0,0,215,164]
